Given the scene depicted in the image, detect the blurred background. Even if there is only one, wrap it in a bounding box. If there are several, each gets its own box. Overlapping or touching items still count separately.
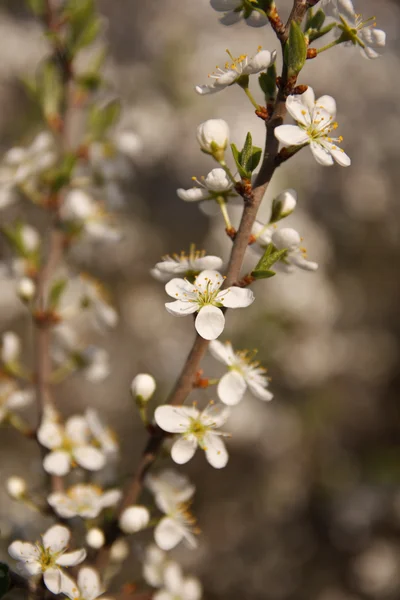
[1,0,400,599]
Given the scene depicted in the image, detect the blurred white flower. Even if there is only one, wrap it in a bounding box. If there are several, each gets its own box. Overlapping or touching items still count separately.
[154,403,230,468]
[209,340,273,405]
[0,381,34,424]
[272,228,319,272]
[60,189,120,243]
[153,562,202,600]
[20,224,40,253]
[275,88,351,167]
[165,270,254,340]
[8,525,86,594]
[143,545,168,588]
[109,539,129,563]
[86,529,105,550]
[1,331,20,364]
[119,505,150,534]
[47,483,122,519]
[6,476,27,499]
[113,130,142,158]
[61,567,105,600]
[196,47,276,95]
[146,469,195,506]
[153,493,198,551]
[38,409,106,476]
[17,277,36,301]
[323,0,386,59]
[152,248,223,282]
[86,408,119,457]
[210,0,268,28]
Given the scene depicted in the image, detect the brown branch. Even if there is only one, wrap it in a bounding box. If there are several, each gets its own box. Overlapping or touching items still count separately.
[283,0,310,43]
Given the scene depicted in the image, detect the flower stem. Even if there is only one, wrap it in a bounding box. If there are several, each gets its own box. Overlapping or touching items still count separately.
[242,86,260,110]
[219,160,236,184]
[316,37,342,54]
[216,196,232,229]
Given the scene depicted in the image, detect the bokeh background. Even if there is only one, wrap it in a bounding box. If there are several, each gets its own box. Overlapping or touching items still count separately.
[1,1,400,599]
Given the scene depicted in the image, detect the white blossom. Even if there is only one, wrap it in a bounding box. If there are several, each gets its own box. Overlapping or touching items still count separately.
[86,529,105,550]
[8,525,86,594]
[154,562,202,600]
[60,189,120,243]
[323,0,386,59]
[131,373,156,401]
[146,469,195,506]
[143,545,168,588]
[209,340,273,405]
[196,119,229,155]
[47,483,122,519]
[152,248,223,281]
[37,409,106,476]
[61,567,105,600]
[210,0,268,28]
[153,493,199,551]
[274,87,351,167]
[154,403,230,469]
[17,277,36,301]
[271,228,319,272]
[1,331,20,364]
[0,381,34,424]
[114,130,142,158]
[270,188,297,222]
[119,505,150,534]
[6,476,27,499]
[165,270,254,340]
[177,168,234,203]
[86,408,119,456]
[20,225,40,253]
[109,539,129,563]
[196,48,276,95]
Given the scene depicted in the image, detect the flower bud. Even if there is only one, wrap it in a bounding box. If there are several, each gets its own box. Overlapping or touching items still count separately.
[61,189,96,222]
[196,119,229,160]
[6,476,27,499]
[204,168,232,193]
[1,332,20,364]
[110,539,130,562]
[272,227,301,251]
[131,374,156,402]
[270,189,297,222]
[119,505,150,534]
[17,278,36,302]
[86,528,105,549]
[20,225,40,253]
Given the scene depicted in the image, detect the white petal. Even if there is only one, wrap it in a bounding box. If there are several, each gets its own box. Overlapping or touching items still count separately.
[299,87,316,113]
[37,421,63,449]
[310,141,334,166]
[274,125,309,146]
[163,563,183,595]
[73,446,106,471]
[77,567,102,600]
[42,525,70,553]
[59,573,79,600]
[247,379,273,401]
[316,95,336,118]
[16,562,42,577]
[171,437,198,465]
[176,188,209,202]
[195,84,219,95]
[286,96,311,127]
[194,269,224,292]
[245,10,268,27]
[218,286,254,308]
[100,489,122,508]
[8,541,39,561]
[324,141,351,167]
[272,227,301,251]
[203,433,229,469]
[165,300,199,317]
[220,10,243,25]
[201,403,230,427]
[183,578,203,600]
[165,277,195,299]
[154,406,195,433]
[195,306,225,340]
[43,451,71,476]
[209,340,235,365]
[119,506,150,533]
[217,371,247,405]
[6,390,34,410]
[56,549,86,567]
[65,415,90,444]
[243,50,275,75]
[154,518,183,551]
[193,256,223,271]
[47,495,77,519]
[44,568,62,594]
[153,592,173,600]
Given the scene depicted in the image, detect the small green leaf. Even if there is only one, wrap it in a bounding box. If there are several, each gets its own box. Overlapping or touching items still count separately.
[88,100,121,140]
[252,243,288,273]
[240,132,253,169]
[0,563,10,598]
[285,21,307,79]
[258,64,277,102]
[243,146,262,174]
[251,269,276,279]
[39,60,64,121]
[49,279,67,310]
[230,143,249,179]
[45,153,77,192]
[306,8,326,32]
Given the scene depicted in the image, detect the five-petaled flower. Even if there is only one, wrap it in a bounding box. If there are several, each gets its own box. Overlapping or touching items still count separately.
[152,247,223,282]
[165,270,254,340]
[47,484,122,519]
[155,403,230,468]
[272,228,319,272]
[209,340,273,405]
[196,47,276,95]
[8,525,86,594]
[323,0,386,59]
[210,0,268,28]
[274,87,351,167]
[153,492,199,551]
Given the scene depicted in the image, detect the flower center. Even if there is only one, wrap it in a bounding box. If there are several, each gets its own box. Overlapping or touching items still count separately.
[194,279,222,308]
[187,417,208,439]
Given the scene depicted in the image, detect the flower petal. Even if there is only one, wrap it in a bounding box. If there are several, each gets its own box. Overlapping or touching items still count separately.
[195,306,225,340]
[286,96,311,127]
[43,568,62,594]
[163,563,183,595]
[8,541,39,561]
[77,567,103,600]
[310,141,334,166]
[56,549,86,567]
[194,256,223,272]
[154,405,196,433]
[43,450,71,476]
[37,420,63,449]
[316,95,336,118]
[165,300,199,317]
[154,518,183,551]
[218,286,254,308]
[274,125,309,146]
[183,578,203,600]
[194,269,224,292]
[247,379,274,401]
[201,403,230,427]
[209,340,235,365]
[73,446,106,471]
[165,278,195,299]
[43,525,70,553]
[217,371,247,405]
[65,416,90,444]
[203,433,229,469]
[324,142,351,167]
[171,437,198,465]
[100,489,122,508]
[59,573,79,600]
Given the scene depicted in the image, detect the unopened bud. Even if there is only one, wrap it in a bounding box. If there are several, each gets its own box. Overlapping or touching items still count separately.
[270,189,297,222]
[1,332,20,364]
[131,374,156,402]
[196,119,229,161]
[17,278,36,302]
[20,225,40,253]
[110,539,130,562]
[86,527,105,549]
[119,505,150,534]
[6,476,27,499]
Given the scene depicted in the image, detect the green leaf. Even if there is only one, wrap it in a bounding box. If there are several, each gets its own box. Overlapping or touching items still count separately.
[258,64,276,102]
[306,8,326,31]
[230,143,249,179]
[45,153,77,192]
[308,22,336,42]
[252,269,276,279]
[252,243,288,274]
[243,146,262,174]
[39,60,64,120]
[64,0,101,55]
[240,132,253,170]
[88,100,121,140]
[285,21,307,79]
[26,0,46,15]
[0,563,10,598]
[49,279,67,310]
